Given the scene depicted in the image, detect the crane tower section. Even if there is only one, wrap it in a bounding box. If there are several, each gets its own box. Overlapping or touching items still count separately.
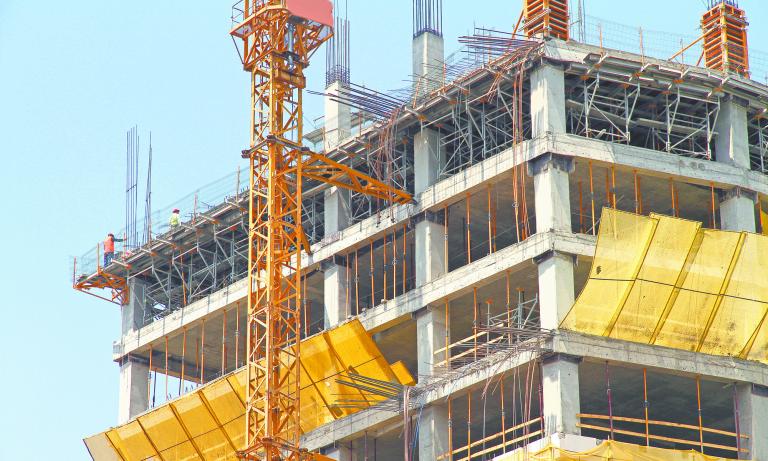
[230,1,332,459]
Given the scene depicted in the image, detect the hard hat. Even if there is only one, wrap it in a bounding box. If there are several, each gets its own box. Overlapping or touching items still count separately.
[173,208,180,213]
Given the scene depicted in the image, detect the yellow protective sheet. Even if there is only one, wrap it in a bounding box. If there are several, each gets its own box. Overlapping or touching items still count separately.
[85,320,412,461]
[561,208,768,363]
[494,439,741,461]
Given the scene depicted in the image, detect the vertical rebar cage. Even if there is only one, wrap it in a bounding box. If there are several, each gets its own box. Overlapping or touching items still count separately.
[524,0,569,41]
[413,0,442,38]
[702,0,749,77]
[326,16,350,88]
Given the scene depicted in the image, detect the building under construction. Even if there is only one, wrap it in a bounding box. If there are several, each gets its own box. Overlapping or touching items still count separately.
[74,0,768,460]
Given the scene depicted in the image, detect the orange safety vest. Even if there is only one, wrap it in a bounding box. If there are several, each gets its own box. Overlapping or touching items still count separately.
[104,237,115,253]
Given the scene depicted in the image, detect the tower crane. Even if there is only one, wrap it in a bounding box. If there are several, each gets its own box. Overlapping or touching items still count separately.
[229,1,411,459]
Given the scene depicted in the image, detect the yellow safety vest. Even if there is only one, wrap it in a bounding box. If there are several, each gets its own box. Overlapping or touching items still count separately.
[169,213,180,227]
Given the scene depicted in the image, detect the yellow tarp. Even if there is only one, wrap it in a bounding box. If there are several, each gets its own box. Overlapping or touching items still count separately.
[561,208,768,363]
[495,439,741,461]
[85,320,412,461]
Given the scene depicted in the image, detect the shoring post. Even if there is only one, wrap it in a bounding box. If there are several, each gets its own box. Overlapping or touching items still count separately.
[355,249,360,315]
[235,302,240,367]
[383,234,388,302]
[578,179,585,233]
[538,361,545,437]
[445,300,451,369]
[466,193,472,264]
[403,224,407,292]
[643,368,650,446]
[697,376,704,453]
[487,185,493,255]
[506,271,512,343]
[148,343,153,406]
[589,161,596,234]
[448,395,453,461]
[733,383,742,455]
[164,336,169,402]
[500,375,507,453]
[473,287,478,361]
[444,205,449,273]
[181,328,187,396]
[392,231,397,298]
[710,183,717,229]
[221,310,227,376]
[370,240,375,307]
[467,390,472,461]
[605,361,614,439]
[200,319,205,385]
[346,254,351,317]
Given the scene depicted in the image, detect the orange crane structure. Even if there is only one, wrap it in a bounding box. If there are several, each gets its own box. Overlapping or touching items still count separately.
[228,1,411,459]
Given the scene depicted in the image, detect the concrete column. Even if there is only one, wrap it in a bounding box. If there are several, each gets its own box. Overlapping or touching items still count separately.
[530,154,574,233]
[414,128,445,195]
[720,188,756,232]
[324,81,351,152]
[714,99,755,232]
[412,31,445,101]
[531,64,566,138]
[118,278,149,423]
[736,383,768,460]
[325,443,352,461]
[415,216,446,287]
[542,354,581,436]
[416,304,448,378]
[537,252,575,330]
[419,404,450,461]
[715,98,749,169]
[122,278,147,336]
[324,187,351,328]
[323,260,350,329]
[324,186,350,237]
[118,357,149,424]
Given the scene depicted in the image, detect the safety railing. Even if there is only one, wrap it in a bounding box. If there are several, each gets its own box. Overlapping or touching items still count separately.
[72,169,248,281]
[577,413,749,456]
[437,417,543,461]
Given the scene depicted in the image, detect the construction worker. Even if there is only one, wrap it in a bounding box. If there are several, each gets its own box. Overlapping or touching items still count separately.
[103,233,124,267]
[169,208,181,229]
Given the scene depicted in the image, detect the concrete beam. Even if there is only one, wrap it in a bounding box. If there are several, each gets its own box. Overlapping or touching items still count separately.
[554,331,768,386]
[546,133,768,195]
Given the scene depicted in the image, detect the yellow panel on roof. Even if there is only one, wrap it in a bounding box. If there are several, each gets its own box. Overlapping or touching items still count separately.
[85,319,413,461]
[561,208,768,364]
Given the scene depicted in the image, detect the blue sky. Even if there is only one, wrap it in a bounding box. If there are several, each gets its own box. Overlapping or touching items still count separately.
[1,0,766,459]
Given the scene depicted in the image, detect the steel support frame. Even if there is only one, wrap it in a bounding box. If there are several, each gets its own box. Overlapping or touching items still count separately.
[421,72,531,180]
[566,71,720,160]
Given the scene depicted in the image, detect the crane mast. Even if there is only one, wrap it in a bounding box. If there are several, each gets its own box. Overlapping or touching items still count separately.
[230,1,410,459]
